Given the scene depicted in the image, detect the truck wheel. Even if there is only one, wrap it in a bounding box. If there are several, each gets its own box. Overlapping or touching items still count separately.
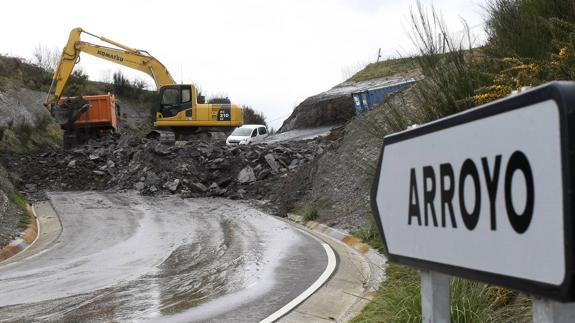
[63,131,77,150]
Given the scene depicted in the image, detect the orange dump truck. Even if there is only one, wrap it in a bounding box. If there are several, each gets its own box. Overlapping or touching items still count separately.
[55,93,118,148]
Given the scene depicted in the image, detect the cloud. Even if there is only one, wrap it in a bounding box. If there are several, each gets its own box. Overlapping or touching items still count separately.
[0,0,488,129]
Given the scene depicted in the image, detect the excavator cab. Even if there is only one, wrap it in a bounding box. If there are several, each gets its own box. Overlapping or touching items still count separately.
[158,85,193,118]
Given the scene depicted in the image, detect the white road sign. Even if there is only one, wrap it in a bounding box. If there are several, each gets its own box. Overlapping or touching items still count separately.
[371,81,575,301]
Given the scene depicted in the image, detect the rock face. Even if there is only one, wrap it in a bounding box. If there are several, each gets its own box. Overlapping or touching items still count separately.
[0,88,60,150]
[278,95,354,133]
[0,88,51,131]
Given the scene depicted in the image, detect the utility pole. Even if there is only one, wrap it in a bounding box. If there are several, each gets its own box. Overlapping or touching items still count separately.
[376,48,382,62]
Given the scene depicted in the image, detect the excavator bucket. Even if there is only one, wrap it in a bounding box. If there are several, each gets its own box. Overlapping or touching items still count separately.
[51,97,91,127]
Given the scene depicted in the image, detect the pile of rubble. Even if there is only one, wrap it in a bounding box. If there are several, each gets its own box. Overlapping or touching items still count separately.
[1,134,326,204]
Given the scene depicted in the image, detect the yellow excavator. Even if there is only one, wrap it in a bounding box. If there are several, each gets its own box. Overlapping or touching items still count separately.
[44,27,243,141]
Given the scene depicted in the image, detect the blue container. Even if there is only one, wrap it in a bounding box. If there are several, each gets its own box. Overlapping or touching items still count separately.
[352,79,419,116]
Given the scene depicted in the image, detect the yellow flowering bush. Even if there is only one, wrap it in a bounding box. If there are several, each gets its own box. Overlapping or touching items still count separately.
[473,47,574,105]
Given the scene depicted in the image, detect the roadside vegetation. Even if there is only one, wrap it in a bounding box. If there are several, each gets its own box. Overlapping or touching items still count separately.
[301,202,320,221]
[243,106,269,128]
[346,56,419,83]
[291,199,322,222]
[352,221,385,253]
[352,0,575,322]
[9,191,32,229]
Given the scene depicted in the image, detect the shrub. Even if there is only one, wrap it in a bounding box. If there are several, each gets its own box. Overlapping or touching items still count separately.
[112,70,130,95]
[409,2,488,122]
[108,70,154,104]
[485,0,575,60]
[302,203,320,221]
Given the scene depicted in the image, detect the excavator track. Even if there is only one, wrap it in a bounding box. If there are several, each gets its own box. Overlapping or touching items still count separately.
[146,130,176,144]
[146,127,234,143]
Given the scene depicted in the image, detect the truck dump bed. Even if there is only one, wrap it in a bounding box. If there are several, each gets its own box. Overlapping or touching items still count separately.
[59,94,117,130]
[75,94,117,130]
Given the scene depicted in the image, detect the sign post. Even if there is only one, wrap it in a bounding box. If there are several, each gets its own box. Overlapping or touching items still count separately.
[371,81,575,322]
[533,297,575,322]
[421,270,450,323]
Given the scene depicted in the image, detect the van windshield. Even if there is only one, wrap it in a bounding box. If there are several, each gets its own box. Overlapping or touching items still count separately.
[231,127,254,136]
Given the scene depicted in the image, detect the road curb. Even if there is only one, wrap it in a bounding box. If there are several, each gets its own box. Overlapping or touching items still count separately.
[283,213,387,322]
[0,203,39,264]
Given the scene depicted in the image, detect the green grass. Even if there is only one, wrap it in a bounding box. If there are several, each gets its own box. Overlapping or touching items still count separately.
[301,202,320,221]
[8,191,32,229]
[351,263,532,323]
[347,57,419,82]
[0,122,63,153]
[353,222,386,254]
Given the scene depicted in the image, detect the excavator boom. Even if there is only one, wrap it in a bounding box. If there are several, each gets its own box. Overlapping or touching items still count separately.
[45,28,175,107]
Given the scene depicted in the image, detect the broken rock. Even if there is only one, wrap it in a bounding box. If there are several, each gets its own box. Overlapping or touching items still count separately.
[190,182,208,193]
[134,182,145,190]
[165,179,180,193]
[264,154,280,173]
[145,172,160,186]
[237,166,256,184]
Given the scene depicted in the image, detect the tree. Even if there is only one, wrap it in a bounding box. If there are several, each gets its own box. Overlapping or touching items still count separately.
[243,106,268,127]
[32,44,60,72]
[112,70,130,95]
[64,68,89,96]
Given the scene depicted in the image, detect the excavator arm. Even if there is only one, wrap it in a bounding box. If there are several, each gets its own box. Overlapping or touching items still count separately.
[44,27,176,107]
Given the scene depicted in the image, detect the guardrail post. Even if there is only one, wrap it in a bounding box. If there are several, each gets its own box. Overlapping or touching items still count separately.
[420,270,450,323]
[533,297,575,322]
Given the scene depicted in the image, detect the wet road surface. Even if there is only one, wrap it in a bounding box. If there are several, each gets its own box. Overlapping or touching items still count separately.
[0,192,327,322]
[263,125,339,144]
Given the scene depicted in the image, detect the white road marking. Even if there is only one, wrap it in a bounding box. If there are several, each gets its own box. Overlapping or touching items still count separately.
[259,242,337,323]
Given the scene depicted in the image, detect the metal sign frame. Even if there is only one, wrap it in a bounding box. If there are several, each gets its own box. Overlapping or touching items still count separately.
[371,81,575,301]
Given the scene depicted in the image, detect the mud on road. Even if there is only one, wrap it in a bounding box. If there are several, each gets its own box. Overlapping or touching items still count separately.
[0,191,327,322]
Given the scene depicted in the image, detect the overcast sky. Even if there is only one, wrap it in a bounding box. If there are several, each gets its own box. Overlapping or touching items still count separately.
[1,0,488,129]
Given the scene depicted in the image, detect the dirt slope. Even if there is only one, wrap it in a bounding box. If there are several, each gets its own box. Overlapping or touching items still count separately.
[307,87,418,232]
[278,73,421,133]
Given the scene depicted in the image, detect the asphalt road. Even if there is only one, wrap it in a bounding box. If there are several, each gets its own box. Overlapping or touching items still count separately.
[0,192,328,322]
[263,125,339,144]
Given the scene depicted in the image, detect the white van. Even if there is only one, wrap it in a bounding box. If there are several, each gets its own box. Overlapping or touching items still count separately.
[226,124,268,145]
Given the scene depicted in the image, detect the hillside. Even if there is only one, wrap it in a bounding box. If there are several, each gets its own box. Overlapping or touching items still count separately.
[0,55,157,250]
[278,58,421,133]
